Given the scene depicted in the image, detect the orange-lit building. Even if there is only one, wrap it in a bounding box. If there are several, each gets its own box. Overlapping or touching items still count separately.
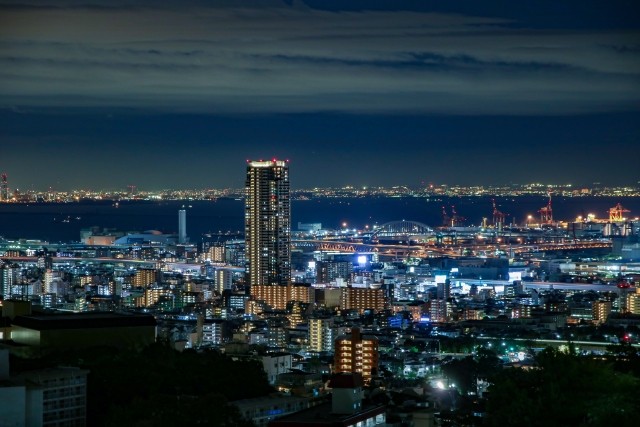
[592,300,612,324]
[340,287,386,314]
[133,268,158,287]
[627,288,640,315]
[333,328,378,384]
[251,283,313,310]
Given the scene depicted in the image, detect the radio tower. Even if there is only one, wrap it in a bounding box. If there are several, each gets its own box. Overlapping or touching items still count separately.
[538,192,553,224]
[609,203,630,222]
[1,173,8,201]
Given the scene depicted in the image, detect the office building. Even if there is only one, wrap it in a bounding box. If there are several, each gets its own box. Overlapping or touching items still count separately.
[245,159,291,287]
[333,327,379,384]
[316,261,353,284]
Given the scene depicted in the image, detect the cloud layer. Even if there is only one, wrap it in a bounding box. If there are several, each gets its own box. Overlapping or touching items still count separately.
[1,2,639,115]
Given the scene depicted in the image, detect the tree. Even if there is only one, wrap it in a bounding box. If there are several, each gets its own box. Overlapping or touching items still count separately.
[486,348,640,427]
[15,343,272,427]
[105,393,255,427]
[441,356,477,395]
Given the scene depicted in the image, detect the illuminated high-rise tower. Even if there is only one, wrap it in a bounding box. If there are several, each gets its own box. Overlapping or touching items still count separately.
[245,159,290,287]
[1,173,8,201]
[178,209,187,244]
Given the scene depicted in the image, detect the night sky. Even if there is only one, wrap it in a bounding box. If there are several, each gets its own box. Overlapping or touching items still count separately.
[1,0,639,190]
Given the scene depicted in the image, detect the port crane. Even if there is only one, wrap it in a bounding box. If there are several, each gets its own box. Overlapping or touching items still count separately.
[492,199,507,229]
[609,203,630,222]
[538,192,553,224]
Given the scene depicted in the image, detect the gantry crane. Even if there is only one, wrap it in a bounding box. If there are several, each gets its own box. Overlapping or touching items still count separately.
[538,192,553,224]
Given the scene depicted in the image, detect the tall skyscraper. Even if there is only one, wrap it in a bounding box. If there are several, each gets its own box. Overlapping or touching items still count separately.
[245,159,291,286]
[178,209,187,244]
[0,173,8,201]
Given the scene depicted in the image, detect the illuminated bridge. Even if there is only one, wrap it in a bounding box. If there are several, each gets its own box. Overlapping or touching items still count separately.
[371,220,435,240]
[291,240,452,257]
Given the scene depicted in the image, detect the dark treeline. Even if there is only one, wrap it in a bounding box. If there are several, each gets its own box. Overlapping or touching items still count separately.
[11,343,271,426]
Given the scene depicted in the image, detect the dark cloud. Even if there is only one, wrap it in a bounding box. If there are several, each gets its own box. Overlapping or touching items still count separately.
[0,1,638,191]
[0,3,638,115]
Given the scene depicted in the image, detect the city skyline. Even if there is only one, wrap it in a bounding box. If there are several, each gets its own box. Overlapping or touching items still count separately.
[1,0,639,189]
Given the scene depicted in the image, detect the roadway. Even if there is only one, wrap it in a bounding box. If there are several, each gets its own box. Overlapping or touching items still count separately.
[449,278,622,292]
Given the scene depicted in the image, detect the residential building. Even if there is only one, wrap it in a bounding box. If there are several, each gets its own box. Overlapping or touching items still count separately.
[245,159,291,287]
[333,328,379,384]
[340,287,386,314]
[308,317,335,353]
[592,300,612,324]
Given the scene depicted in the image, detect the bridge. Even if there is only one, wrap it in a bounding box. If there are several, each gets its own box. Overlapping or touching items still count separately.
[291,240,451,257]
[291,239,611,258]
[372,220,435,240]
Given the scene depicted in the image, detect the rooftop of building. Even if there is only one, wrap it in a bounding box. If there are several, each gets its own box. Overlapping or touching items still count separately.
[268,401,385,427]
[328,372,363,389]
[13,366,90,383]
[11,312,157,330]
[335,333,379,342]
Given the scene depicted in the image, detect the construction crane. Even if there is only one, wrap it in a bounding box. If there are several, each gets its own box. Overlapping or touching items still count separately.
[538,192,553,224]
[609,203,630,222]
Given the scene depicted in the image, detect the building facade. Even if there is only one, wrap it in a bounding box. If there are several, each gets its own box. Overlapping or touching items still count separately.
[626,288,640,315]
[333,328,379,384]
[251,283,313,311]
[340,287,386,314]
[245,159,291,287]
[308,317,335,353]
[316,261,353,284]
[592,300,612,324]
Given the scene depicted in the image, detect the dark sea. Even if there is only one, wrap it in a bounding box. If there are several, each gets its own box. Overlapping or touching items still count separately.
[0,196,639,243]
